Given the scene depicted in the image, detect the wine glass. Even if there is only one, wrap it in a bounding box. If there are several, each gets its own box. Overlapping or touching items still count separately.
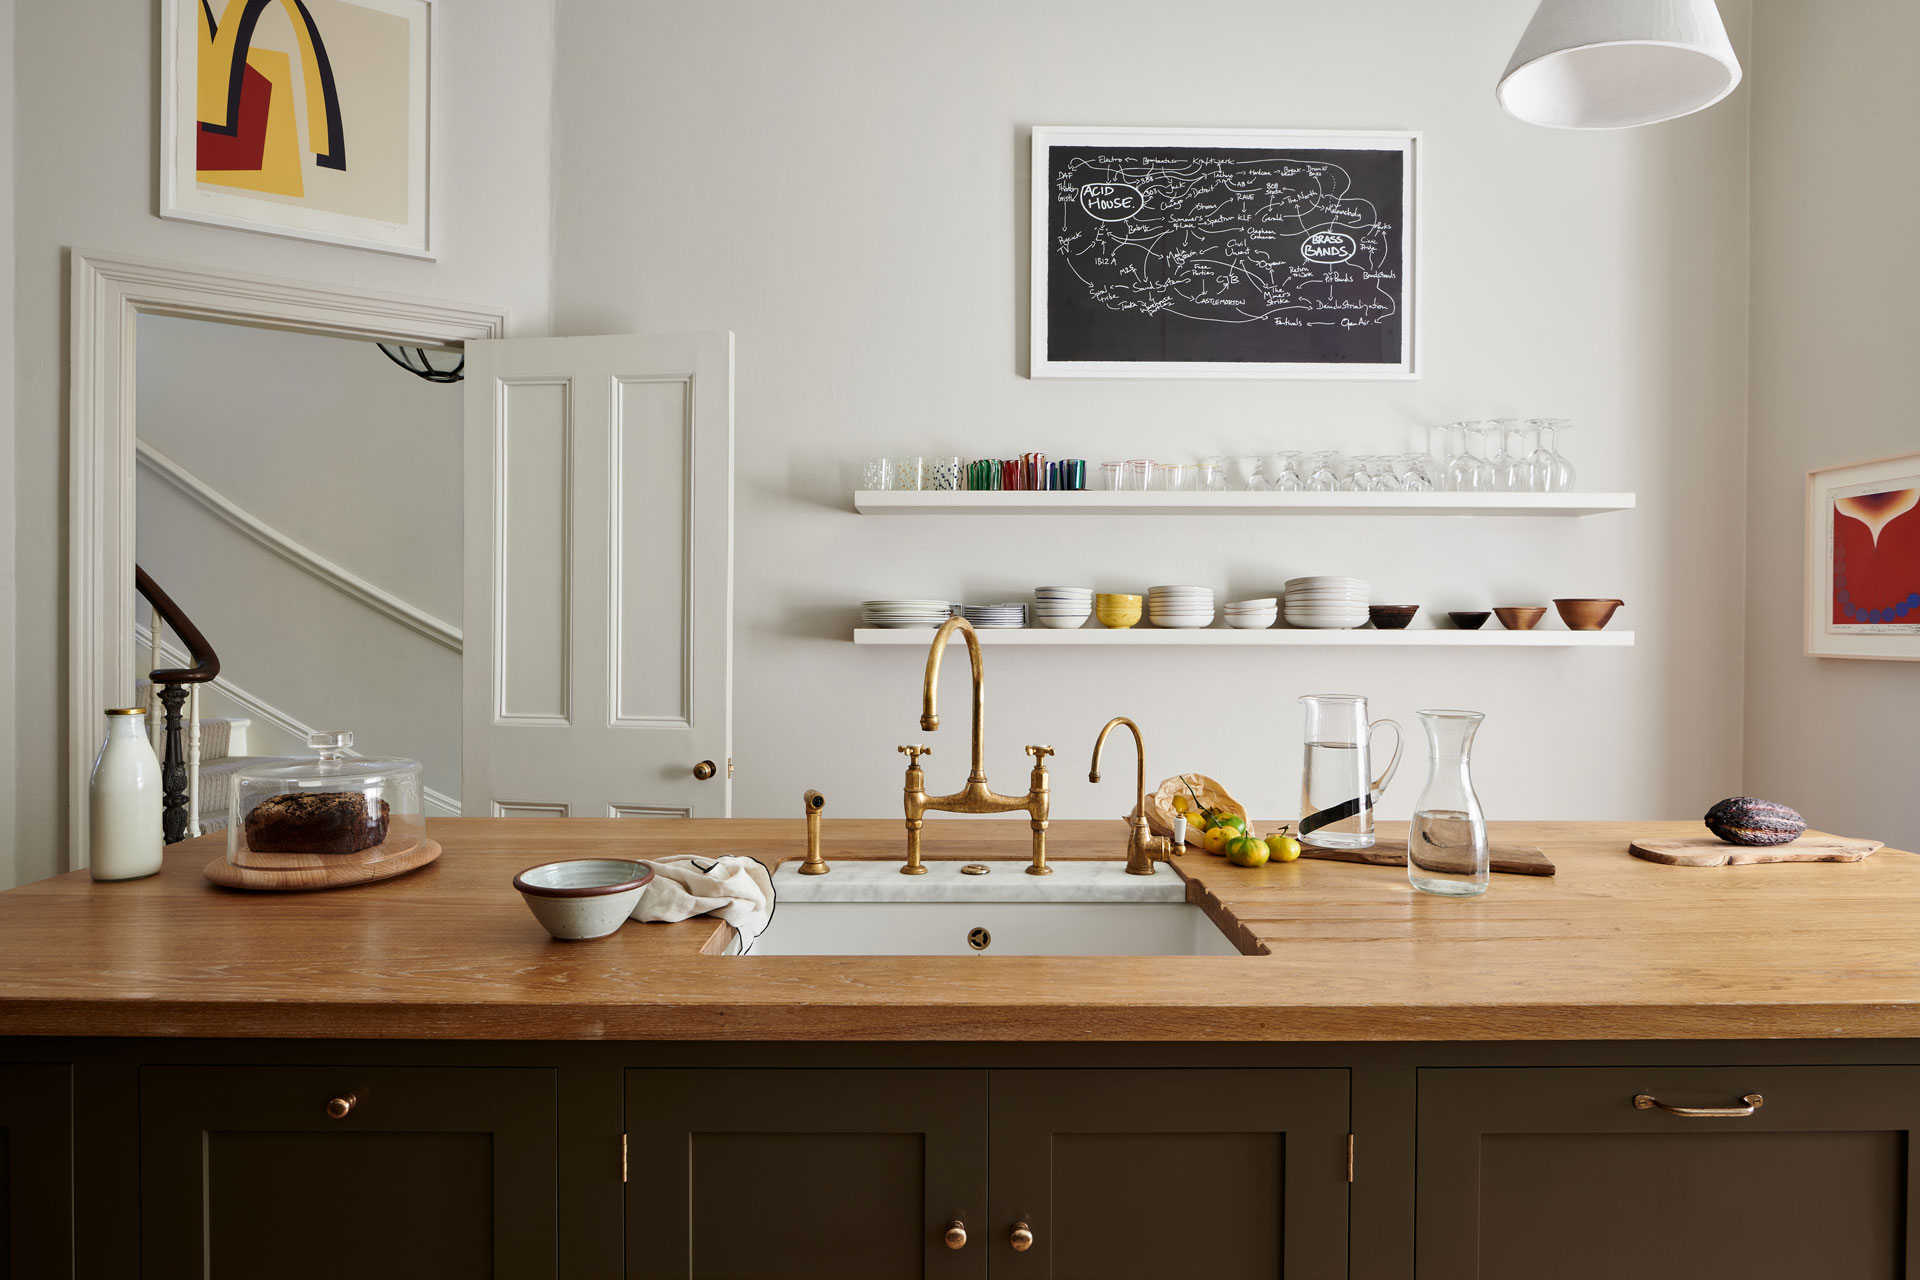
[1443,423,1480,492]
[1234,455,1267,491]
[1304,451,1339,492]
[1541,419,1576,490]
[1395,453,1435,492]
[1482,420,1522,492]
[1267,451,1304,491]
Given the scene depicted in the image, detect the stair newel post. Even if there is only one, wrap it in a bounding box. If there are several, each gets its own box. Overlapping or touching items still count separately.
[158,683,191,844]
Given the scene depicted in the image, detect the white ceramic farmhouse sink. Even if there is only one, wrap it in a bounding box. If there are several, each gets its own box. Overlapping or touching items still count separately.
[750,860,1242,957]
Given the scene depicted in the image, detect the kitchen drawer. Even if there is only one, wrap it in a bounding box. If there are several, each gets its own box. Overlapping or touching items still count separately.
[140,1064,556,1279]
[0,1064,71,1278]
[1417,1065,1920,1280]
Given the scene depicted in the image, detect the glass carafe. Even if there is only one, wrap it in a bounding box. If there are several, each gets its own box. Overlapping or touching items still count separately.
[1298,695,1402,850]
[1408,710,1489,896]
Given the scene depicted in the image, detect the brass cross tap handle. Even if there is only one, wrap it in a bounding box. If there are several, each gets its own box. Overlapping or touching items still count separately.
[1634,1092,1763,1118]
[1009,1221,1034,1252]
[898,745,933,767]
[943,1221,967,1250]
[326,1094,357,1119]
[1024,745,1055,761]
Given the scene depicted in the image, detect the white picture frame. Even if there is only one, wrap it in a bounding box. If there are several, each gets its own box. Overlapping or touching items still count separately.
[1029,125,1419,380]
[159,0,436,258]
[1804,450,1920,661]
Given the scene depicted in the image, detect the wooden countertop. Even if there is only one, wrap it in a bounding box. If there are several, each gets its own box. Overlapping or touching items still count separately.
[0,818,1913,1043]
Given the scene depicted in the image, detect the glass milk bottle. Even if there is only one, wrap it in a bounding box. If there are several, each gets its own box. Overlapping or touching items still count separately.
[1408,710,1489,897]
[90,708,164,881]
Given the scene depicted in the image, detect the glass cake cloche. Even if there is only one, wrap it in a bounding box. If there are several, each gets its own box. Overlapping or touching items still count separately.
[226,731,426,868]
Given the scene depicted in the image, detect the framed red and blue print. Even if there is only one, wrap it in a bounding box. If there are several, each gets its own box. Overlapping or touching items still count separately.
[1807,451,1920,661]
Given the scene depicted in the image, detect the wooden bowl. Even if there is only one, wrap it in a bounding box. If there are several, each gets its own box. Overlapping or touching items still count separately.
[1145,774,1249,850]
[1447,610,1491,631]
[1553,598,1624,630]
[1494,606,1547,631]
[1367,605,1419,630]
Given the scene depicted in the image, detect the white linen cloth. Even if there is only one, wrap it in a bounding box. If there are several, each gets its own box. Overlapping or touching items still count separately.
[631,855,776,954]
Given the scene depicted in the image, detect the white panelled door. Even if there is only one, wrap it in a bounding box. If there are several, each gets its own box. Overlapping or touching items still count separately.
[462,333,734,818]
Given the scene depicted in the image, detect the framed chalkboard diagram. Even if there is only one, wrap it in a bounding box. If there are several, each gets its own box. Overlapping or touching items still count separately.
[1030,126,1419,380]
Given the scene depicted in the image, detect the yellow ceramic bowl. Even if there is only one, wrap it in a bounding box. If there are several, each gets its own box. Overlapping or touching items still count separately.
[1094,593,1143,629]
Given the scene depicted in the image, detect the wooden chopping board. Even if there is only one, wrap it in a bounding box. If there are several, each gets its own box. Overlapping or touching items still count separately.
[1299,844,1555,877]
[204,838,442,890]
[1629,835,1884,867]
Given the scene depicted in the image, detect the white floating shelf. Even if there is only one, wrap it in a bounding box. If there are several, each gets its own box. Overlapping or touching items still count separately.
[853,490,1636,517]
[854,628,1635,648]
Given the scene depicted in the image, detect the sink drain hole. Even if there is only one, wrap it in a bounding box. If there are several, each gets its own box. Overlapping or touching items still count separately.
[967,927,991,951]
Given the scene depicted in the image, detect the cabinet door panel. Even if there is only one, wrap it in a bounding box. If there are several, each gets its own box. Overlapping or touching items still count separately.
[0,1065,71,1278]
[141,1065,556,1279]
[991,1069,1349,1279]
[1418,1066,1920,1280]
[626,1069,988,1280]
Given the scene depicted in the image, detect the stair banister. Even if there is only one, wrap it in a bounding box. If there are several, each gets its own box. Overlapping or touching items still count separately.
[133,568,220,844]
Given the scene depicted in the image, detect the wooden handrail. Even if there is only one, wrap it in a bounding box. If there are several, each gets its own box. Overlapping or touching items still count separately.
[135,567,219,684]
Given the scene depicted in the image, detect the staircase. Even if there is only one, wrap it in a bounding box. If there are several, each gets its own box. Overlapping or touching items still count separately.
[125,696,289,836]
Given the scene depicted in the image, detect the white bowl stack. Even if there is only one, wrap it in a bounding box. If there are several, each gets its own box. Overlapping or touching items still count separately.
[1147,585,1216,628]
[959,603,1028,628]
[1224,597,1280,629]
[861,599,952,628]
[1033,586,1093,629]
[1283,577,1371,629]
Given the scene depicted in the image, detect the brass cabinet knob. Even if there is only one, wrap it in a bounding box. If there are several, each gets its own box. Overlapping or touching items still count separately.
[943,1221,967,1250]
[1009,1221,1034,1252]
[692,760,717,781]
[325,1094,357,1119]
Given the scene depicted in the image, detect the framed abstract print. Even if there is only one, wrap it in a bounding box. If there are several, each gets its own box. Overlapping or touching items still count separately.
[160,0,435,257]
[1806,451,1920,661]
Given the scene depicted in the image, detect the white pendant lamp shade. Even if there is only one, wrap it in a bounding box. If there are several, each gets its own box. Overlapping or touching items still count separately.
[1498,0,1742,130]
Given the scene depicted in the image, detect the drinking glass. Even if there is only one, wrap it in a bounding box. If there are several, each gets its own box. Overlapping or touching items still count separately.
[1233,455,1267,491]
[1481,421,1520,492]
[1197,457,1228,492]
[1463,424,1498,492]
[1267,451,1305,492]
[1100,461,1127,492]
[1365,457,1398,491]
[1155,462,1194,492]
[1395,453,1435,492]
[1499,421,1539,492]
[1539,419,1576,491]
[863,457,892,491]
[929,456,963,491]
[1336,455,1370,492]
[893,457,925,491]
[1123,459,1154,492]
[1442,424,1478,493]
[1304,451,1339,492]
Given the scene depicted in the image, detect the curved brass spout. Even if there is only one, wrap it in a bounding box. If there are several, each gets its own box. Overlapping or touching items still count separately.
[922,615,986,780]
[1089,716,1171,876]
[900,615,1053,875]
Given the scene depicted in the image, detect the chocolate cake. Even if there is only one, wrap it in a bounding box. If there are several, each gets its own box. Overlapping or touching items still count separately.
[244,791,391,855]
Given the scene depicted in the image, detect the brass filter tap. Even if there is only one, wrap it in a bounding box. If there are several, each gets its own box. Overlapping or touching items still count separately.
[800,790,828,875]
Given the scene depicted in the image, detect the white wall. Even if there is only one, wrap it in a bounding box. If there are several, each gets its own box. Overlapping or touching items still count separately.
[549,0,1754,827]
[1745,1,1920,852]
[7,0,556,887]
[134,313,462,801]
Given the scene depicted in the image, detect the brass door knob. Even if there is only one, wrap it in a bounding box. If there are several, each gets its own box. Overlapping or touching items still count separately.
[1009,1221,1034,1252]
[325,1094,357,1119]
[692,760,717,781]
[942,1221,967,1250]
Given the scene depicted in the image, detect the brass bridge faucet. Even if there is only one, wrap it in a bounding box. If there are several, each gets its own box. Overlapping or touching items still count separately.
[1090,716,1175,876]
[901,616,1053,876]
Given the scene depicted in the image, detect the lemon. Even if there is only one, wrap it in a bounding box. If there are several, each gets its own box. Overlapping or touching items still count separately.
[1226,835,1269,867]
[1192,812,1212,832]
[1202,825,1232,856]
[1172,794,1191,815]
[1265,832,1302,863]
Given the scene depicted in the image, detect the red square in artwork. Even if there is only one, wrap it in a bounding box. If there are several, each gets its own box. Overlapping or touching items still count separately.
[1832,487,1920,627]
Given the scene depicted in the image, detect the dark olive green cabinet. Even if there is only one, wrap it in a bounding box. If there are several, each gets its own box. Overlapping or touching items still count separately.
[991,1070,1349,1280]
[139,1065,557,1279]
[1416,1066,1920,1280]
[0,1064,72,1278]
[625,1069,989,1280]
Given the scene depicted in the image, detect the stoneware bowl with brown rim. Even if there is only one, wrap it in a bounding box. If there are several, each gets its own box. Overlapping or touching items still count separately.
[1494,606,1548,631]
[513,858,655,940]
[1553,598,1625,631]
[1447,610,1491,631]
[1367,605,1420,630]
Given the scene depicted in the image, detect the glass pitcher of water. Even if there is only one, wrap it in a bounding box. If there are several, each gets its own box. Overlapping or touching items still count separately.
[1297,695,1402,850]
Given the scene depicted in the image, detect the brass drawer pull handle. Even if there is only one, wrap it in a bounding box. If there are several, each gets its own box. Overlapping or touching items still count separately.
[1634,1092,1763,1118]
[326,1093,358,1119]
[1009,1221,1034,1252]
[942,1221,967,1250]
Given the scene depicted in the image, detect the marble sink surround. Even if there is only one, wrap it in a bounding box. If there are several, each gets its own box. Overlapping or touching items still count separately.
[772,858,1188,904]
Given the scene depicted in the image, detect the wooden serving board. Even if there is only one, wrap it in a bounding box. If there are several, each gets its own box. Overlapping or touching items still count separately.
[1629,835,1884,867]
[1298,843,1556,877]
[204,838,441,891]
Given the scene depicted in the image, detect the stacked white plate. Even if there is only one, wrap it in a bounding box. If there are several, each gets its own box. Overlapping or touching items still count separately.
[1284,577,1370,629]
[960,603,1029,628]
[1225,597,1280,629]
[861,599,953,628]
[1147,585,1216,629]
[1034,586,1093,629]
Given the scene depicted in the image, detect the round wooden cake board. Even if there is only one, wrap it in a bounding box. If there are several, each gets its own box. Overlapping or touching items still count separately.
[1629,835,1883,867]
[204,838,442,891]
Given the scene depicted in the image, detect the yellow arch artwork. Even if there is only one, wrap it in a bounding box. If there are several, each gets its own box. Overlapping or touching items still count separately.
[194,0,348,199]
